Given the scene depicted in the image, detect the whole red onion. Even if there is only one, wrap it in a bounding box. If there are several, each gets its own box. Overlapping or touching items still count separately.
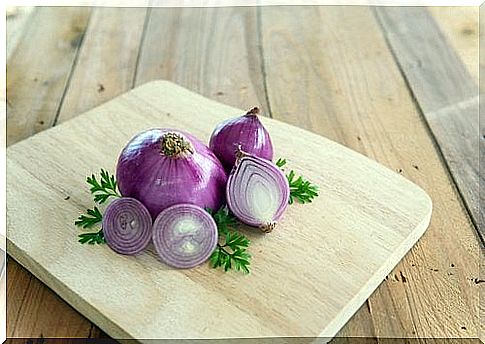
[209,107,273,171]
[116,129,227,219]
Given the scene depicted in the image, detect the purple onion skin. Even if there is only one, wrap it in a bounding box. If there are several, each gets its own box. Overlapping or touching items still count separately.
[226,152,289,232]
[209,107,273,171]
[116,129,227,219]
[103,197,152,255]
[152,203,218,269]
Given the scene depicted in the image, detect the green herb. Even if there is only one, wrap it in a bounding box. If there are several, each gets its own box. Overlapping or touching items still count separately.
[87,169,121,204]
[275,158,287,168]
[75,206,103,228]
[78,229,106,245]
[276,158,319,204]
[207,207,251,274]
[286,170,319,204]
[205,206,238,236]
[75,168,119,245]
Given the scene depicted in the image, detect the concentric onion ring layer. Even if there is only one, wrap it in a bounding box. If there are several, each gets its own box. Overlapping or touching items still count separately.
[103,197,152,255]
[226,156,289,227]
[152,204,218,269]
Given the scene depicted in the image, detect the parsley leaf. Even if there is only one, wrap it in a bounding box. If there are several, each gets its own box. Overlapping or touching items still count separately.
[275,158,287,168]
[78,229,106,245]
[76,169,120,245]
[206,206,251,274]
[286,170,319,204]
[205,206,238,236]
[87,169,121,204]
[276,158,319,204]
[74,206,103,228]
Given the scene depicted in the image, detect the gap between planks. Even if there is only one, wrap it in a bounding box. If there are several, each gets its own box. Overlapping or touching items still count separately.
[373,7,483,247]
[52,13,94,126]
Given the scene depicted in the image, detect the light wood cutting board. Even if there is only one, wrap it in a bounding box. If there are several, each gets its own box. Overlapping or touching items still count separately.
[7,80,432,342]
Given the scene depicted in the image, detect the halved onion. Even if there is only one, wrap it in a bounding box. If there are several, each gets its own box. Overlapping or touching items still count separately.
[103,197,152,255]
[152,204,218,269]
[226,151,289,233]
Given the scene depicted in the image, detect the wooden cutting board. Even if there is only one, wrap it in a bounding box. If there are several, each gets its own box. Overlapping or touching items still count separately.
[7,80,432,342]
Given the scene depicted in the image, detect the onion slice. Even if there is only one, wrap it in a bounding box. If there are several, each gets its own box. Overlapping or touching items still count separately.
[226,150,289,233]
[152,204,218,269]
[103,197,152,255]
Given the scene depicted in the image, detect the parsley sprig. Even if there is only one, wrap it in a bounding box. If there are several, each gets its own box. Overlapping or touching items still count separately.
[74,206,103,228]
[207,207,251,274]
[276,158,319,204]
[75,169,120,244]
[87,169,121,204]
[78,229,106,245]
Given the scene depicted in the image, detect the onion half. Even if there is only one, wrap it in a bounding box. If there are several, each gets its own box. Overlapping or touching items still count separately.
[152,204,218,269]
[209,107,273,171]
[103,197,152,255]
[116,129,227,219]
[226,151,289,233]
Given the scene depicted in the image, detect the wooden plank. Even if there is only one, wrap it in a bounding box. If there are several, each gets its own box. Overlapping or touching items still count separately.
[479,4,485,343]
[6,7,91,146]
[6,6,35,61]
[8,6,265,339]
[135,7,268,112]
[56,7,148,124]
[7,258,93,338]
[7,80,432,340]
[53,9,148,338]
[259,6,479,338]
[428,6,478,83]
[375,7,482,243]
[6,260,31,337]
[6,7,95,338]
[8,5,150,334]
[7,261,94,338]
[0,264,5,342]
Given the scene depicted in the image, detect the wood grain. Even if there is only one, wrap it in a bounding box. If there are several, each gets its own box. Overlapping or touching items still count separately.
[9,6,265,340]
[0,265,5,343]
[6,80,432,341]
[429,6,478,83]
[57,7,148,124]
[5,5,481,341]
[6,7,92,146]
[135,7,267,112]
[6,6,148,338]
[375,7,482,244]
[7,261,93,338]
[6,6,35,61]
[7,257,98,338]
[6,7,97,338]
[259,6,480,338]
[480,4,485,342]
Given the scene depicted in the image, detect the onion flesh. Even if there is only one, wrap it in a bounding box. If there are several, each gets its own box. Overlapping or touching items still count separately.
[103,197,152,255]
[226,151,289,232]
[152,204,218,269]
[209,107,273,171]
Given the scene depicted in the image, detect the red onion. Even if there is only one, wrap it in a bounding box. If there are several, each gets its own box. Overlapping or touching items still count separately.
[152,204,218,269]
[209,107,273,170]
[116,129,227,219]
[103,197,152,255]
[226,150,289,233]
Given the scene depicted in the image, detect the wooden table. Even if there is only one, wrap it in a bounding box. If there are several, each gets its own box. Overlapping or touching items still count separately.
[6,5,482,341]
